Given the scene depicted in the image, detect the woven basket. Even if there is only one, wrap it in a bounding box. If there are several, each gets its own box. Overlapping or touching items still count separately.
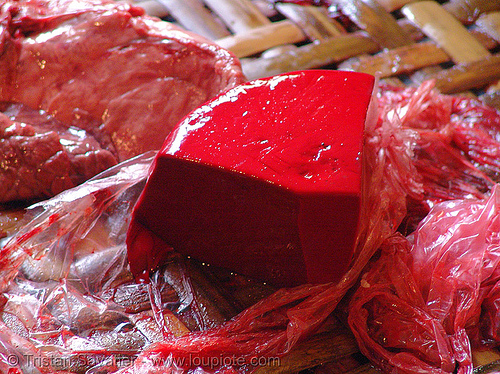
[126,1,500,372]
[134,0,500,109]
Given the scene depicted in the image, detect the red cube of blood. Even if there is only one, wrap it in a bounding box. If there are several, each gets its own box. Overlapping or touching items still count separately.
[127,70,376,287]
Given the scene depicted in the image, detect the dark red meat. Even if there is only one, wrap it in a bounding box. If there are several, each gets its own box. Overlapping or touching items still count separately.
[0,102,117,203]
[120,73,422,374]
[0,0,245,202]
[127,70,375,287]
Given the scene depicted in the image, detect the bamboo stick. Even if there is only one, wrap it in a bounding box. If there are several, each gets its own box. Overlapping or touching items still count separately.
[409,65,444,85]
[432,54,500,93]
[402,1,490,64]
[443,0,500,25]
[203,0,270,33]
[0,209,25,239]
[473,349,500,367]
[253,317,360,374]
[155,0,230,40]
[333,0,413,48]
[216,20,306,58]
[374,0,414,13]
[242,33,379,80]
[339,28,497,78]
[476,12,500,43]
[481,80,500,110]
[275,4,345,41]
[340,41,449,77]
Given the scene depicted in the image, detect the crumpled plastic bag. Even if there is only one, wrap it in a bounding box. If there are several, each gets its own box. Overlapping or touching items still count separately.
[349,184,500,374]
[0,152,155,373]
[117,83,423,373]
[378,81,498,232]
[0,80,422,374]
[0,152,210,373]
[3,80,499,374]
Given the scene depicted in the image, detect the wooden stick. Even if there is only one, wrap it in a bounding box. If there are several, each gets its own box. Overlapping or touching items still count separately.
[339,27,497,78]
[443,0,500,25]
[473,349,500,367]
[476,11,500,43]
[409,65,444,86]
[186,261,240,324]
[380,77,406,88]
[203,0,270,33]
[242,33,379,80]
[374,0,414,13]
[334,0,413,48]
[252,0,279,19]
[398,18,425,42]
[345,364,381,374]
[0,209,25,239]
[402,1,490,64]
[155,0,230,40]
[195,265,276,315]
[340,41,449,78]
[275,4,345,41]
[432,54,500,93]
[216,20,306,58]
[314,353,377,374]
[130,310,190,341]
[471,28,500,50]
[253,317,360,374]
[480,80,500,110]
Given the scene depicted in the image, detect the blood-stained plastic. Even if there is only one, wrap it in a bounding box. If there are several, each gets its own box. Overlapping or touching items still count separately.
[6,79,500,374]
[349,185,500,373]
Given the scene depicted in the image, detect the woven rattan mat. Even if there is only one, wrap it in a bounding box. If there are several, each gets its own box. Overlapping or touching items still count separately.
[136,0,500,108]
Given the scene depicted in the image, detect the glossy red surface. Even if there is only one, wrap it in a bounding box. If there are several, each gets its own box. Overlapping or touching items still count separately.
[127,70,375,286]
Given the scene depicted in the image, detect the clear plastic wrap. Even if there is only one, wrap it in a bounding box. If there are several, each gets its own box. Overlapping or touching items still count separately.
[0,152,209,373]
[346,82,500,374]
[0,83,421,373]
[378,81,498,232]
[349,185,500,374]
[0,152,155,373]
[2,81,500,374]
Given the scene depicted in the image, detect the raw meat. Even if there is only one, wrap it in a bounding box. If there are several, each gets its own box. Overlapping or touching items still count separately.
[127,70,376,287]
[0,0,245,202]
[0,102,117,203]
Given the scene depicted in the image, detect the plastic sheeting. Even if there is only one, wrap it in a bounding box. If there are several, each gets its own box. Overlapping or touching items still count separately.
[350,185,500,373]
[2,81,500,373]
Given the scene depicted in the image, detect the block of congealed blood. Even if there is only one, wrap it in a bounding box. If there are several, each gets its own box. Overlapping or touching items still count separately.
[127,70,376,287]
